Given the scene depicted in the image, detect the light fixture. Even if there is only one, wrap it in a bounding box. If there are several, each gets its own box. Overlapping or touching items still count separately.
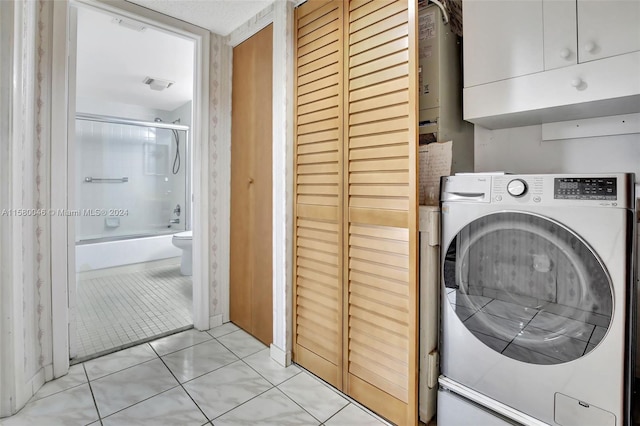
[142,76,174,91]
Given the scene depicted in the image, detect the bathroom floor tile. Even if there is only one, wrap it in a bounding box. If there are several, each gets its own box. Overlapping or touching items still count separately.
[162,339,238,383]
[150,329,213,356]
[242,349,301,385]
[213,388,318,425]
[90,358,178,417]
[278,371,349,423]
[0,384,98,426]
[101,386,207,426]
[83,342,157,380]
[75,262,192,360]
[183,360,272,420]
[217,329,267,359]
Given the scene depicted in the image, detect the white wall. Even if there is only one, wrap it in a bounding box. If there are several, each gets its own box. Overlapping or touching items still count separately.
[475,123,640,179]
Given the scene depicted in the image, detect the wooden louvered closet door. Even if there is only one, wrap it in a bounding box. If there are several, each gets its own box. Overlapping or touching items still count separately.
[293,1,418,425]
[293,0,345,389]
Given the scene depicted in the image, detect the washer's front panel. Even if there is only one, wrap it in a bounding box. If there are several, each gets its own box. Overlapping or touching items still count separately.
[440,201,631,426]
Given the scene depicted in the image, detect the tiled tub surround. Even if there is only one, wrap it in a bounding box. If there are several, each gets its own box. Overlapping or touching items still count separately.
[75,261,192,360]
[0,325,390,426]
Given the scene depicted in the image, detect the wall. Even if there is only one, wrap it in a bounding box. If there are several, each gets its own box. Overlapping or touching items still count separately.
[475,123,640,178]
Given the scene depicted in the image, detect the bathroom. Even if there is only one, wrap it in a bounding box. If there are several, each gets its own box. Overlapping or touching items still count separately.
[71,4,196,361]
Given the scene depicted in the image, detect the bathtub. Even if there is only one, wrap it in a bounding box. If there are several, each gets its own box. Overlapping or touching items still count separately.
[75,234,181,272]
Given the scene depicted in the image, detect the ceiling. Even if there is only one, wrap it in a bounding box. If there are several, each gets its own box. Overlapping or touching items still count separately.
[76,6,195,112]
[126,0,274,35]
[76,1,274,113]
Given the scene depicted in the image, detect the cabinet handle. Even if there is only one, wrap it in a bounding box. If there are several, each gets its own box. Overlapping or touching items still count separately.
[559,48,571,59]
[248,177,254,184]
[571,78,583,88]
[584,41,597,54]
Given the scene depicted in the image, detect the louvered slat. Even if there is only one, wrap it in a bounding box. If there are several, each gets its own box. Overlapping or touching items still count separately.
[345,0,417,424]
[293,0,344,389]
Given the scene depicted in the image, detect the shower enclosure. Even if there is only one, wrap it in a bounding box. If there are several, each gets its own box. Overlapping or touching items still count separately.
[75,114,189,245]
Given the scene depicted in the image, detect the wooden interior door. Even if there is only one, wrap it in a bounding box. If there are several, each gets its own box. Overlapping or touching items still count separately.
[293,1,418,424]
[230,24,273,346]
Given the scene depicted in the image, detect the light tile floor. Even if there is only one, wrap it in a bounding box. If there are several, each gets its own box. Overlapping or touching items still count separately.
[0,325,391,426]
[75,261,192,361]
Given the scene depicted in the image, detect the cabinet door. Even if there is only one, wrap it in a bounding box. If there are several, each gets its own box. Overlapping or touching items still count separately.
[578,0,640,63]
[543,0,577,70]
[463,0,543,87]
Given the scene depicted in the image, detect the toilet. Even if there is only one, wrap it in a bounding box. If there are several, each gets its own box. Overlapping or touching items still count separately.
[171,230,192,276]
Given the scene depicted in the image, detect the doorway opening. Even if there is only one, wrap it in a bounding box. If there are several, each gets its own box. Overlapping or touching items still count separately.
[70,4,196,362]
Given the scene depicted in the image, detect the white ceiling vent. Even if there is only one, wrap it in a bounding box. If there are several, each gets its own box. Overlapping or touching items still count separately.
[111,17,146,32]
[142,76,174,91]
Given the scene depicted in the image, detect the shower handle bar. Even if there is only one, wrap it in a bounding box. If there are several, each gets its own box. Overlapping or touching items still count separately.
[84,177,129,183]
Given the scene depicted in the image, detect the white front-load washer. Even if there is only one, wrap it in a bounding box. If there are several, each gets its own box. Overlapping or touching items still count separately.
[438,173,635,426]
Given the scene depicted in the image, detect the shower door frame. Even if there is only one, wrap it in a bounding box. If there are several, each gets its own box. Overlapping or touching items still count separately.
[50,0,211,378]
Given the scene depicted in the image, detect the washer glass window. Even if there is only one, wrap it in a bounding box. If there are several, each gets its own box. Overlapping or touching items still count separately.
[443,212,612,365]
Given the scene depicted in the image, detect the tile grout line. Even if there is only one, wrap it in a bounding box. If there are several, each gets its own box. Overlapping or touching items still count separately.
[149,342,212,423]
[82,363,104,425]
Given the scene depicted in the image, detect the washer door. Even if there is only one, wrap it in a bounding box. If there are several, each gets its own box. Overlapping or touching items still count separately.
[443,212,613,365]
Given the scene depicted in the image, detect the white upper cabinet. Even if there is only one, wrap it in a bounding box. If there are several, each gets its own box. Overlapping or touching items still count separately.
[463,1,543,87]
[463,0,640,128]
[577,0,640,63]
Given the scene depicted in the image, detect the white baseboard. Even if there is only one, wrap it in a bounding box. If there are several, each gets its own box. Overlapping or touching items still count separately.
[270,344,291,367]
[209,314,223,330]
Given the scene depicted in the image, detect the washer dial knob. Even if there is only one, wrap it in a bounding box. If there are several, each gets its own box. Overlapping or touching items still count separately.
[507,179,528,197]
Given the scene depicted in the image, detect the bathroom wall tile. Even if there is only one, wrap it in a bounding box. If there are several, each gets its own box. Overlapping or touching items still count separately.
[213,388,318,426]
[32,364,87,401]
[150,329,213,356]
[242,348,301,386]
[324,403,389,426]
[278,372,348,423]
[162,339,238,383]
[101,386,207,426]
[0,384,98,426]
[91,358,178,417]
[84,342,157,380]
[217,330,267,359]
[183,360,271,420]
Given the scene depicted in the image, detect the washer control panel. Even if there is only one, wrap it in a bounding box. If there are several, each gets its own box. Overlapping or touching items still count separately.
[554,177,617,200]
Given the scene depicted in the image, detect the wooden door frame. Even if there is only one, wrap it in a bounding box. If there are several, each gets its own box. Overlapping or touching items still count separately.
[50,0,211,379]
